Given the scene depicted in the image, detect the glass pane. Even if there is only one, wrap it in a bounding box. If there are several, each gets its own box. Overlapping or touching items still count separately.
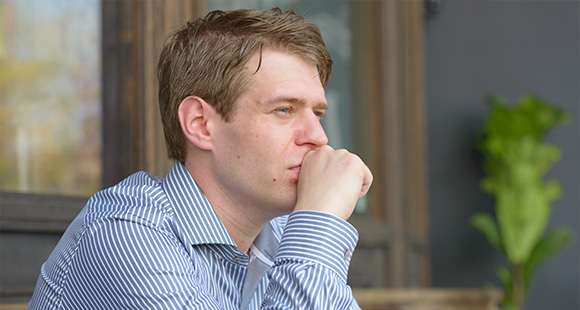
[0,0,101,196]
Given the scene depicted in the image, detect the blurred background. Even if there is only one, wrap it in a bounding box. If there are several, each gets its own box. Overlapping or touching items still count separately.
[1,0,578,309]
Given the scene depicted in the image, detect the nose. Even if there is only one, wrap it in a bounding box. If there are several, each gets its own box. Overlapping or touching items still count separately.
[295,110,328,147]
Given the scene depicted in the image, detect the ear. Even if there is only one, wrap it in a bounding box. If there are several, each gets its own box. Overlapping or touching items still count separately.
[178,96,218,151]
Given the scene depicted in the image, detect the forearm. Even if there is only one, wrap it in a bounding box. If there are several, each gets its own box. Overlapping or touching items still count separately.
[262,210,361,310]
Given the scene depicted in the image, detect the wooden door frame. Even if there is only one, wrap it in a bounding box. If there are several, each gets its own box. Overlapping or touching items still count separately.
[349,0,429,288]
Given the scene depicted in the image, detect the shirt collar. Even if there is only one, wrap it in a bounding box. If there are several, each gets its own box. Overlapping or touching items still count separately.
[161,161,284,265]
[162,161,235,247]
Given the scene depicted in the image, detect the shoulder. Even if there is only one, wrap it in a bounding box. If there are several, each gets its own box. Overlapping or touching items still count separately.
[85,171,172,229]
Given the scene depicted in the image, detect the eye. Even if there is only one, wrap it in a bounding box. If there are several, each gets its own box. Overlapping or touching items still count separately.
[314,110,326,120]
[274,107,293,116]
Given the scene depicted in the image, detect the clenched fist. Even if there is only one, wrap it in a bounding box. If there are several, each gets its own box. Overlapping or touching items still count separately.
[294,145,373,220]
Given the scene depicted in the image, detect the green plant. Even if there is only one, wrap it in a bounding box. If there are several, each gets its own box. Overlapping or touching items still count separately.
[470,94,573,310]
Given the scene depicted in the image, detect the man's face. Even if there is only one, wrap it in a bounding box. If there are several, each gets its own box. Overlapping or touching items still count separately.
[210,49,328,216]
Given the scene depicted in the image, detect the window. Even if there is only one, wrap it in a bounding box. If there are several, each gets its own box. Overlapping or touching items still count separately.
[0,0,101,196]
[0,0,101,301]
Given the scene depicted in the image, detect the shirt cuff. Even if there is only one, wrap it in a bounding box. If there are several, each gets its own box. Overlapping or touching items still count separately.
[275,210,359,282]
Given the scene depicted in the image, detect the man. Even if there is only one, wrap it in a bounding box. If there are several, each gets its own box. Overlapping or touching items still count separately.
[30,8,372,309]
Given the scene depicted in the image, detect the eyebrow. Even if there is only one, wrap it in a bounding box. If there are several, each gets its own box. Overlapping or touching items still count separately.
[263,96,328,110]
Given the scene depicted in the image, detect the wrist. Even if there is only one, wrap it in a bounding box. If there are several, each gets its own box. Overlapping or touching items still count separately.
[276,210,359,282]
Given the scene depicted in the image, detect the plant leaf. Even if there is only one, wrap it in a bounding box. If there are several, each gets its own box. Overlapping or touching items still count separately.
[495,177,551,264]
[471,212,503,253]
[524,227,574,290]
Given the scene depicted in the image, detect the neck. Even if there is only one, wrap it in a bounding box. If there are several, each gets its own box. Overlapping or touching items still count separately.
[184,158,275,254]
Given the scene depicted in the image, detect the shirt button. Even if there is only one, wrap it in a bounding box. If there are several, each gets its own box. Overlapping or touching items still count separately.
[233,257,243,263]
[344,250,352,261]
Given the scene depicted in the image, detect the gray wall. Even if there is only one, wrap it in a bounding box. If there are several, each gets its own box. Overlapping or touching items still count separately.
[425,1,579,310]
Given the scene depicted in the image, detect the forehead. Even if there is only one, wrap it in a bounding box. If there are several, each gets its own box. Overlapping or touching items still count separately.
[241,49,326,103]
[247,47,321,77]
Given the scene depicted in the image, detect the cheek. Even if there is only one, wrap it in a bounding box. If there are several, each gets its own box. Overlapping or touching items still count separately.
[234,123,293,167]
[229,130,264,163]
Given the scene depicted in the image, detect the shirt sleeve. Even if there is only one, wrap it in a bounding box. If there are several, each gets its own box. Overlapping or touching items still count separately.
[31,216,223,310]
[262,210,362,310]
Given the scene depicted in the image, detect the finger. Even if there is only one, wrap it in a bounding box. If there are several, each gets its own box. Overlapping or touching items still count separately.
[359,164,373,199]
[302,144,333,162]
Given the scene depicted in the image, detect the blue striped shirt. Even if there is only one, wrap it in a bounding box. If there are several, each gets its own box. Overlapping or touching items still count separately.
[29,162,361,309]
